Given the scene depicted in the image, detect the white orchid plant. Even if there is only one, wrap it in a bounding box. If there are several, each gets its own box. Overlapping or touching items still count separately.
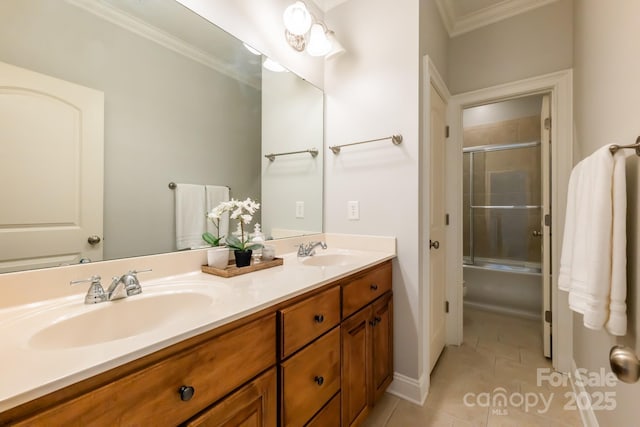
[205,198,262,252]
[202,203,227,247]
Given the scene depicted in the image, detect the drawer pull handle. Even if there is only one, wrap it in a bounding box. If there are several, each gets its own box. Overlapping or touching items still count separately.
[370,284,379,291]
[314,314,325,323]
[314,375,324,386]
[179,385,195,401]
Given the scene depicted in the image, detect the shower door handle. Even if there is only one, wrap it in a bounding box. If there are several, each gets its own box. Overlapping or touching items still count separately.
[429,240,440,250]
[532,230,543,237]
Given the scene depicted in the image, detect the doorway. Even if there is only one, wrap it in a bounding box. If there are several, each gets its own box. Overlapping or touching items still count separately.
[461,94,551,358]
[444,70,573,373]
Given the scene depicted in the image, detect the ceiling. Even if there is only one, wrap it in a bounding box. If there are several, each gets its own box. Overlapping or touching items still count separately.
[435,0,559,37]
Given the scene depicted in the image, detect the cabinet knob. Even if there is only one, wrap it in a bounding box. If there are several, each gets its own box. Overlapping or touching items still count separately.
[370,284,378,291]
[314,314,325,323]
[314,375,324,386]
[178,385,195,401]
[375,316,382,323]
[369,319,377,326]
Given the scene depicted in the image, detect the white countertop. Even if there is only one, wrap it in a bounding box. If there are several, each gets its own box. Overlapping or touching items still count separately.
[0,241,395,413]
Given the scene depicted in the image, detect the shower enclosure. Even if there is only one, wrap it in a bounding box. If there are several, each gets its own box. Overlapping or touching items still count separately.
[463,141,542,274]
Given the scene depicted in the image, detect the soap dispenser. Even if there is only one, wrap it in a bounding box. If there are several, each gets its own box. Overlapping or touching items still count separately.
[251,223,265,262]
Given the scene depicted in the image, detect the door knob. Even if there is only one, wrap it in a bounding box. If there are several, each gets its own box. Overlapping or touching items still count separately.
[610,345,640,383]
[429,240,440,250]
[532,230,543,237]
[87,235,101,245]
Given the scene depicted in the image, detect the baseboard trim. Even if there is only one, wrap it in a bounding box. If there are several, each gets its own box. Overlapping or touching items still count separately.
[570,359,599,427]
[386,372,429,405]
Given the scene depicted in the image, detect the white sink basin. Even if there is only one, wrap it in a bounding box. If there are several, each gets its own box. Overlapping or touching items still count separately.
[28,291,213,350]
[300,252,363,267]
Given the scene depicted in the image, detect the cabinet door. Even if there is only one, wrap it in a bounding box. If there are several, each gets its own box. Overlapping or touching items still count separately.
[184,368,277,427]
[341,305,372,427]
[371,293,393,403]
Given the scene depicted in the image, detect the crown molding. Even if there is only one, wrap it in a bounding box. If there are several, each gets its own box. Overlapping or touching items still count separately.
[436,0,560,37]
[65,0,259,89]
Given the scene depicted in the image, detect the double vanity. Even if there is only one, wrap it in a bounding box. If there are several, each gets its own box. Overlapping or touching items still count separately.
[0,234,395,426]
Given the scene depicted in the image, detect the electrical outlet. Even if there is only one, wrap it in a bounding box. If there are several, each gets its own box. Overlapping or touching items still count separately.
[295,201,304,218]
[347,201,359,220]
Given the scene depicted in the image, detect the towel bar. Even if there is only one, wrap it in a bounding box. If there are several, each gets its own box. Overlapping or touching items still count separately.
[168,182,230,190]
[329,134,403,154]
[264,148,318,162]
[609,136,640,156]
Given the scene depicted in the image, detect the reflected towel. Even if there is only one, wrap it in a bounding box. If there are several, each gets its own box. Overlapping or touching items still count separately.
[175,183,206,250]
[558,145,627,336]
[205,185,230,241]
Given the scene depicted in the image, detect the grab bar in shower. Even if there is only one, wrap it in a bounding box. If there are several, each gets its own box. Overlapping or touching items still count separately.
[609,136,640,156]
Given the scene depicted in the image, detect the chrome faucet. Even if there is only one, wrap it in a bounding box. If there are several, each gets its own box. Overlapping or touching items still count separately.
[297,241,327,257]
[71,269,151,304]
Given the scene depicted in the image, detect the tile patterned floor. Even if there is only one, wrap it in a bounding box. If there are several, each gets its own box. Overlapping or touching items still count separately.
[363,307,584,427]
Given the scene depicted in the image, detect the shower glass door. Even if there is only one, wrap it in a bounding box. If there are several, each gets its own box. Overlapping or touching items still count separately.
[463,142,542,273]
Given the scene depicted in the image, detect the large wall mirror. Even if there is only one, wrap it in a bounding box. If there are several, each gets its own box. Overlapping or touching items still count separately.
[0,0,323,274]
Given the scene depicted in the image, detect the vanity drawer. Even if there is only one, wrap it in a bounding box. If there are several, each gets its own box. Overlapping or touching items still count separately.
[307,392,341,427]
[280,326,341,427]
[279,285,340,359]
[342,261,392,318]
[16,314,276,426]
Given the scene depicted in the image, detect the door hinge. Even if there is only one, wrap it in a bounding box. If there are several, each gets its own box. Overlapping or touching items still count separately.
[544,117,551,130]
[544,214,551,227]
[445,125,450,138]
[445,213,450,225]
[545,310,552,323]
[445,301,449,313]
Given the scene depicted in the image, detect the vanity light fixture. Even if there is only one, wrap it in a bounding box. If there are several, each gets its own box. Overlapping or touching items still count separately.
[282,1,344,59]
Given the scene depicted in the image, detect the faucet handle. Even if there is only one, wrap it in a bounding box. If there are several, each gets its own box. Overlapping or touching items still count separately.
[122,268,152,296]
[70,275,107,304]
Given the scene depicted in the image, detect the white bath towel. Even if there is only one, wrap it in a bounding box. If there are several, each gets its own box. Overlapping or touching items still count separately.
[205,185,230,241]
[175,183,206,250]
[558,145,627,336]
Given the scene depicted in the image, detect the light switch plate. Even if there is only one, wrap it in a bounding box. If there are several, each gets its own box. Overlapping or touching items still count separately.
[347,201,359,220]
[295,201,304,218]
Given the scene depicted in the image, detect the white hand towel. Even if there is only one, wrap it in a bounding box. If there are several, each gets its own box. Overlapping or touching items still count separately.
[558,145,627,336]
[205,185,230,241]
[175,183,206,250]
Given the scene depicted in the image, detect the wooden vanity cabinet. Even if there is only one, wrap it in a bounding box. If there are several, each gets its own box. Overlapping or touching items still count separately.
[4,313,277,427]
[1,259,393,427]
[278,286,342,427]
[341,263,394,427]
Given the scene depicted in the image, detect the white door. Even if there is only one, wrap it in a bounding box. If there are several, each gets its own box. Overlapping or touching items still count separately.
[429,83,447,371]
[540,94,552,358]
[0,61,104,273]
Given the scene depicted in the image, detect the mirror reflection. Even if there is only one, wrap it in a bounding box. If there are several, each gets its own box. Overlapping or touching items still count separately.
[0,0,323,274]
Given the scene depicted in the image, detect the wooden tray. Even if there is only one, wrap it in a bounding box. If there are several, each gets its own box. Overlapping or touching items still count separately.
[201,257,284,278]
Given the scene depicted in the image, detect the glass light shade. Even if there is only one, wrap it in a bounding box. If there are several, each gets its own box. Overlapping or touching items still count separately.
[283,1,312,36]
[263,58,287,72]
[306,24,331,57]
[325,31,345,59]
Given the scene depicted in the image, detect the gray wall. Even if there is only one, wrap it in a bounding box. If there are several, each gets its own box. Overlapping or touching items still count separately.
[0,0,261,260]
[420,0,450,84]
[261,70,323,239]
[573,1,640,424]
[448,0,573,94]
